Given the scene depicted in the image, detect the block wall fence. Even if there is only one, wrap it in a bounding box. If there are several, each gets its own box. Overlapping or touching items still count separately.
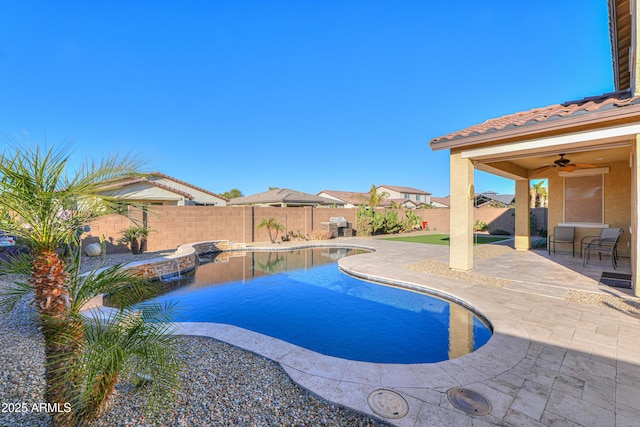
[82,206,548,253]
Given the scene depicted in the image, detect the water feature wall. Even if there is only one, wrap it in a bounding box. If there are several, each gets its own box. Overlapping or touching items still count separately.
[80,240,246,310]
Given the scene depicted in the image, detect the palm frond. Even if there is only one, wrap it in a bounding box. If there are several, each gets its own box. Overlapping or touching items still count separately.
[0,279,33,316]
[73,302,182,422]
[0,250,34,276]
[0,142,146,253]
[69,265,160,312]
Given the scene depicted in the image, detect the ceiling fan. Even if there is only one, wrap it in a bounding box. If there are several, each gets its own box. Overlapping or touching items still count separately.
[534,153,597,173]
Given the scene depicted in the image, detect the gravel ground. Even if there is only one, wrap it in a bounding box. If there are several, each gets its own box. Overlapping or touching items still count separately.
[0,257,390,426]
[405,244,516,289]
[565,289,640,318]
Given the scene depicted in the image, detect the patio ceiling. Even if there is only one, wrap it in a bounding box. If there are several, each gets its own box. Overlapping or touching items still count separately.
[475,145,632,180]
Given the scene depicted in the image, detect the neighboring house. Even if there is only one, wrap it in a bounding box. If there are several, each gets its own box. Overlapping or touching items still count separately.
[430,193,516,208]
[317,190,368,208]
[430,197,450,208]
[97,172,227,206]
[381,198,419,209]
[229,188,345,207]
[474,191,516,208]
[377,185,432,207]
[430,0,640,295]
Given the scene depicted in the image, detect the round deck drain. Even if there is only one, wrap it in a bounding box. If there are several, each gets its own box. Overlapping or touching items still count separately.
[367,389,409,419]
[446,388,492,416]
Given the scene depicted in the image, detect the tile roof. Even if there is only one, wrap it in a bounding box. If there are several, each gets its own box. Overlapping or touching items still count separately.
[318,190,368,205]
[229,188,344,206]
[378,185,431,195]
[150,171,228,201]
[98,177,195,199]
[431,90,640,146]
[430,196,450,207]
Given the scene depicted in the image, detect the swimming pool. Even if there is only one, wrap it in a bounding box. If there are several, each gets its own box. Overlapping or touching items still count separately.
[150,247,492,364]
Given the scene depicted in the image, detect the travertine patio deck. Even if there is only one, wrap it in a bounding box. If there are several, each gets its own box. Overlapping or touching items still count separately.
[176,238,640,426]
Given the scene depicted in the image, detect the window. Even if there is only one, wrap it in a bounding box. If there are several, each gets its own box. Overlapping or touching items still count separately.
[564,174,603,224]
[404,193,410,199]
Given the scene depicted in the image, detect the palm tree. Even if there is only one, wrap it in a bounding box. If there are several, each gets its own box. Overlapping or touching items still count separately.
[531,180,548,208]
[256,217,284,243]
[0,143,180,424]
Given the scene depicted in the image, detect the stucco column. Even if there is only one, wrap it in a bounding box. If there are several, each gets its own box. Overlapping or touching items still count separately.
[514,179,530,250]
[449,152,474,270]
[632,137,640,296]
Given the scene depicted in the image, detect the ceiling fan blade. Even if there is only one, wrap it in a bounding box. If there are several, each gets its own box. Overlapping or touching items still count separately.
[573,163,598,168]
[564,165,576,172]
[534,165,554,172]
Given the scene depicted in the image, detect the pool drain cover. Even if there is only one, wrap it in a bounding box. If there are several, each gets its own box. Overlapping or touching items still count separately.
[446,388,492,416]
[367,389,409,419]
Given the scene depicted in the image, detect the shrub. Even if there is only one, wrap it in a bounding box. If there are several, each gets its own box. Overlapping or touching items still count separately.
[356,215,373,236]
[402,211,422,232]
[308,230,333,240]
[489,229,511,236]
[474,220,488,231]
[384,211,402,234]
[370,211,386,234]
[537,228,548,238]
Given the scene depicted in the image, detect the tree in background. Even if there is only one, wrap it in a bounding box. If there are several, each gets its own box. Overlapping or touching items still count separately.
[364,184,389,208]
[221,188,243,199]
[530,180,548,208]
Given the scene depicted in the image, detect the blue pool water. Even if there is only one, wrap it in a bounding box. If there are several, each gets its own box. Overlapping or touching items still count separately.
[150,248,492,363]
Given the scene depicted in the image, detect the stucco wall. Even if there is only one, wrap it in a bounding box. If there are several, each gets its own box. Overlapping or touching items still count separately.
[547,160,631,256]
[83,205,528,253]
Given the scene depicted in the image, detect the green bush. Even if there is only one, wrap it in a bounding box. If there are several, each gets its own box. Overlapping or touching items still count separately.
[474,220,488,231]
[371,211,386,234]
[384,211,402,234]
[403,211,422,232]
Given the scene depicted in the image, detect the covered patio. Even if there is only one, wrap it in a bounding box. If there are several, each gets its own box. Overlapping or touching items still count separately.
[430,0,640,296]
[431,91,639,296]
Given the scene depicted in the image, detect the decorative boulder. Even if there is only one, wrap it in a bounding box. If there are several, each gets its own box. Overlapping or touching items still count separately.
[84,242,102,257]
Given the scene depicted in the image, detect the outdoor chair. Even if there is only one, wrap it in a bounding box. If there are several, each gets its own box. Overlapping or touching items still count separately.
[548,226,575,257]
[582,227,624,269]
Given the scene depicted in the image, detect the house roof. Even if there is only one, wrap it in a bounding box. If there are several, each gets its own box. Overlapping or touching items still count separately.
[97,172,228,202]
[98,177,195,199]
[378,185,431,195]
[149,172,228,201]
[318,190,368,205]
[229,188,344,206]
[430,196,450,207]
[430,90,640,149]
[475,192,515,206]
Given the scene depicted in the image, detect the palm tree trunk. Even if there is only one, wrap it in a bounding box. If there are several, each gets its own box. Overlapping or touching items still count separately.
[32,252,82,425]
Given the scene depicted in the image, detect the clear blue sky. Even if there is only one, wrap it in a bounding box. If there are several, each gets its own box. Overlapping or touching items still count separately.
[0,1,613,197]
